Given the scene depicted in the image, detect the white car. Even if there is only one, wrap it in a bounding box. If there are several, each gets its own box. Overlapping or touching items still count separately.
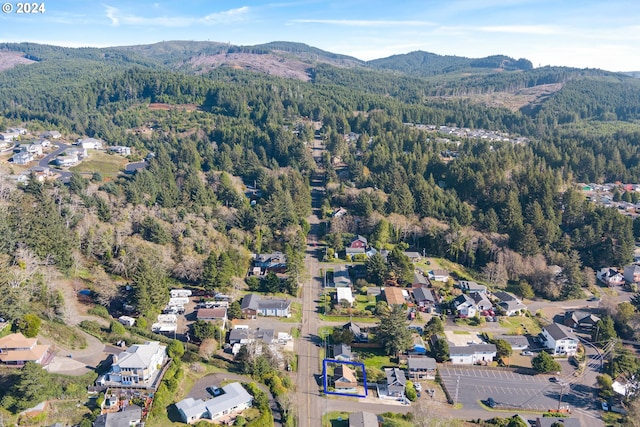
[602,401,609,411]
[521,351,533,356]
[414,383,422,391]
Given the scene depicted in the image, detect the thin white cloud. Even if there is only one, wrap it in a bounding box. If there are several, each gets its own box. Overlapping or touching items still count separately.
[103,5,250,27]
[290,19,435,27]
[477,25,562,35]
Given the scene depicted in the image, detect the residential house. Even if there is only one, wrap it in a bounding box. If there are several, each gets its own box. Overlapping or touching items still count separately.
[76,137,103,150]
[383,287,407,306]
[496,335,529,351]
[0,131,20,142]
[109,146,132,156]
[349,412,379,427]
[413,287,435,309]
[334,365,358,393]
[170,289,192,298]
[0,333,51,366]
[412,272,429,287]
[175,382,253,424]
[346,235,368,256]
[7,127,27,135]
[12,151,33,165]
[343,322,368,343]
[54,154,78,166]
[403,252,422,263]
[407,356,437,380]
[452,294,477,318]
[107,341,166,386]
[333,344,352,361]
[541,323,578,356]
[449,344,497,365]
[93,404,142,427]
[564,311,600,330]
[470,292,493,312]
[624,265,640,284]
[410,336,427,355]
[118,316,136,327]
[535,417,582,427]
[333,267,352,287]
[37,139,51,148]
[381,368,406,399]
[332,207,348,218]
[228,328,252,346]
[19,143,42,155]
[459,280,487,294]
[253,252,286,273]
[429,269,450,282]
[197,307,228,329]
[66,147,88,160]
[151,323,177,334]
[40,130,61,139]
[597,268,624,286]
[240,293,291,318]
[31,166,49,181]
[336,287,355,306]
[494,291,527,316]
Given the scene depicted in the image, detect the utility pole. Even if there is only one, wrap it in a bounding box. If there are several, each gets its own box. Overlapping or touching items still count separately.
[557,382,566,412]
[454,375,460,404]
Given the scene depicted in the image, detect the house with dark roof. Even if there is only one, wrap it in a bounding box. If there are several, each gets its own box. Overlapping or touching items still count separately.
[333,344,352,361]
[343,322,368,343]
[349,411,379,427]
[196,307,228,329]
[470,292,493,311]
[240,293,291,318]
[346,235,368,256]
[334,365,358,393]
[564,311,600,331]
[380,368,406,399]
[494,291,527,316]
[449,344,497,365]
[429,269,450,282]
[459,280,487,294]
[412,271,429,287]
[542,323,578,356]
[535,417,582,427]
[403,252,422,263]
[413,287,435,309]
[93,404,142,427]
[452,294,477,318]
[597,268,624,286]
[407,356,437,380]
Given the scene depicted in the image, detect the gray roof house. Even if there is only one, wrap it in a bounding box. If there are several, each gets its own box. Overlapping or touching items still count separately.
[107,341,166,387]
[175,382,253,424]
[413,287,435,307]
[343,322,368,343]
[93,404,142,427]
[381,368,406,399]
[449,344,497,365]
[349,411,379,427]
[494,291,526,316]
[542,323,578,356]
[470,292,493,311]
[407,356,437,380]
[496,335,529,350]
[240,293,291,318]
[564,311,600,330]
[333,343,352,361]
[459,280,487,294]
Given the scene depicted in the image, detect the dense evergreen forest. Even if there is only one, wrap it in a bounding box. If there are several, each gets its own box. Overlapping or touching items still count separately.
[1,39,640,322]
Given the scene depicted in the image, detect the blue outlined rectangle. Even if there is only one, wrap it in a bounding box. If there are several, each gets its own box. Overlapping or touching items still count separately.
[322,358,368,398]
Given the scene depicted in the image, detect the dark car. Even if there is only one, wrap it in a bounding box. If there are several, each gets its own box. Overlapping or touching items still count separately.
[487,397,496,408]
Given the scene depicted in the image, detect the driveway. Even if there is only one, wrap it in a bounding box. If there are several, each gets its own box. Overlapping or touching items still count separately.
[32,142,71,181]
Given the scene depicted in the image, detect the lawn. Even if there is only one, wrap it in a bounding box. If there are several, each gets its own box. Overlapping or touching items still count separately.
[281,302,303,323]
[359,348,398,369]
[498,316,542,335]
[322,411,349,427]
[318,314,378,323]
[41,321,88,350]
[354,294,376,312]
[69,151,128,179]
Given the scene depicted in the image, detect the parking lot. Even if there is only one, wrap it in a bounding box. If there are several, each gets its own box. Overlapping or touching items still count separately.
[439,366,568,412]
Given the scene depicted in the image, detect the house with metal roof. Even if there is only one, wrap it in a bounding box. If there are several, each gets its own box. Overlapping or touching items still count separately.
[175,382,253,424]
[407,356,437,380]
[93,404,142,427]
[240,293,291,318]
[449,344,497,365]
[349,411,380,427]
[542,323,578,356]
[107,341,166,386]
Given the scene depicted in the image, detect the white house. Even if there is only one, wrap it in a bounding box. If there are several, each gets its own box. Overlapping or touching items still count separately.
[459,280,487,294]
[76,137,103,150]
[118,316,136,327]
[107,341,166,386]
[542,323,578,356]
[170,289,192,298]
[54,154,78,167]
[109,145,132,155]
[452,294,477,318]
[40,130,61,139]
[0,131,20,142]
[12,151,33,165]
[597,268,624,286]
[175,382,253,424]
[494,291,527,316]
[449,344,497,365]
[429,269,450,282]
[336,287,355,306]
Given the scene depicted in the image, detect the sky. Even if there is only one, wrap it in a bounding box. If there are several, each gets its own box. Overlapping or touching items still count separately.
[1,0,640,72]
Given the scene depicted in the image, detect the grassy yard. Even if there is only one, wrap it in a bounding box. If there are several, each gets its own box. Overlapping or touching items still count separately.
[354,294,376,312]
[41,321,88,350]
[359,348,398,369]
[69,151,128,179]
[499,316,542,335]
[322,411,349,427]
[318,314,378,323]
[281,302,303,323]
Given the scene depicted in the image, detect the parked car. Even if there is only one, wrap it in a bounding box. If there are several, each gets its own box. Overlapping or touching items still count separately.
[414,383,422,391]
[601,401,609,411]
[521,351,533,356]
[549,377,558,383]
[487,397,496,408]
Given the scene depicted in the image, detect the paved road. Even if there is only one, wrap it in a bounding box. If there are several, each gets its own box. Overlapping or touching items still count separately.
[32,142,72,181]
